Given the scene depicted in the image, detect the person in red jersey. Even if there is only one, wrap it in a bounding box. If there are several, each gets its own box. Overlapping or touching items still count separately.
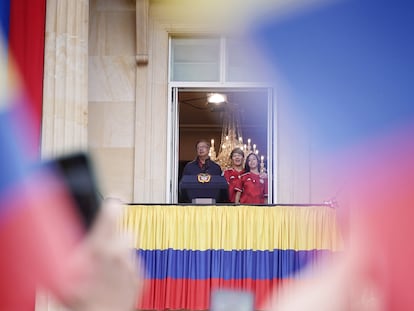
[235,153,268,204]
[223,148,245,203]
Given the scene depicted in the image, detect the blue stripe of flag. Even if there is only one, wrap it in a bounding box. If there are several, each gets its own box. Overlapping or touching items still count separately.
[0,0,10,41]
[138,248,333,280]
[0,0,31,215]
[0,109,29,199]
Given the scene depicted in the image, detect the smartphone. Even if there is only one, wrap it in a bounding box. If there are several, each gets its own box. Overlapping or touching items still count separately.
[210,290,254,311]
[45,152,102,230]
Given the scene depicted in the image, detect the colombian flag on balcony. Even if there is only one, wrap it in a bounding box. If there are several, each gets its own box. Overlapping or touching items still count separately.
[122,204,343,310]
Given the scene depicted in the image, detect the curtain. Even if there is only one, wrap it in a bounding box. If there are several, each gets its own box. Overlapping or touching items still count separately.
[122,205,343,310]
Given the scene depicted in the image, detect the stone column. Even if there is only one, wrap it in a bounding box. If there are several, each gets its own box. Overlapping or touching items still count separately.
[41,0,89,158]
[37,2,89,310]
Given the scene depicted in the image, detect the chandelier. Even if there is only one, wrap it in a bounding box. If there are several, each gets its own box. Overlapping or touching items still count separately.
[208,98,265,172]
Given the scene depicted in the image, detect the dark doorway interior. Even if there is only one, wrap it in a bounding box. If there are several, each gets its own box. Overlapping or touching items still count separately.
[178,88,269,202]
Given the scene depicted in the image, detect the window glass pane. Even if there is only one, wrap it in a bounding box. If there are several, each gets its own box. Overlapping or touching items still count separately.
[226,38,269,82]
[171,37,220,82]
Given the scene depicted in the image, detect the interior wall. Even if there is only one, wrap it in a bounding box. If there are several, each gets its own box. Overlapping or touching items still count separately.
[88,0,136,202]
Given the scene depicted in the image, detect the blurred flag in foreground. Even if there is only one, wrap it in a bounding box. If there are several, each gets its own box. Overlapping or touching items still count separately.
[249,0,414,308]
[251,0,414,152]
[0,3,83,310]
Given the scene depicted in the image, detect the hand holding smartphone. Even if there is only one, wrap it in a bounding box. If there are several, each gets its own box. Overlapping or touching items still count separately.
[45,152,102,230]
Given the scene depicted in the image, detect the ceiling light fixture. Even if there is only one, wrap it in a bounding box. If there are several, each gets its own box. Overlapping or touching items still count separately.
[207,93,227,104]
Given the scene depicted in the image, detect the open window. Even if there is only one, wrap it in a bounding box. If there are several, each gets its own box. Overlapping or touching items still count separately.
[168,36,276,203]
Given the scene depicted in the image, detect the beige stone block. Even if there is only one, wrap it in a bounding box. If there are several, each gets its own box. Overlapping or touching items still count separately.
[91,0,135,12]
[104,102,135,148]
[89,147,134,203]
[89,11,135,56]
[89,56,136,102]
[88,101,134,148]
[88,102,105,148]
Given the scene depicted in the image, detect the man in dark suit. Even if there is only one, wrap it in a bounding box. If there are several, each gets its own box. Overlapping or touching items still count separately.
[182,139,222,176]
[179,139,225,203]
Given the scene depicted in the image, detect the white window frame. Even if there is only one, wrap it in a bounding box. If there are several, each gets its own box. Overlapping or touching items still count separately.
[166,35,278,203]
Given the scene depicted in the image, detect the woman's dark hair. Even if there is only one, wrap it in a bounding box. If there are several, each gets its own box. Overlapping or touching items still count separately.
[244,153,260,172]
[230,147,244,159]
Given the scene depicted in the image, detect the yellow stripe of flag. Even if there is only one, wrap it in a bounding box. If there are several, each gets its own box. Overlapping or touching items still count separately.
[120,205,343,252]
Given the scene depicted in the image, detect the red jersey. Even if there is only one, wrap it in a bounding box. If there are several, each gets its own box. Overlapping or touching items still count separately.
[236,172,268,204]
[223,168,244,203]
